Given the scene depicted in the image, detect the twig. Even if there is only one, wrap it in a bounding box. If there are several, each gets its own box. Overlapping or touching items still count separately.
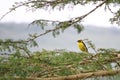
[107,5,116,14]
[0,0,67,21]
[0,40,31,57]
[26,25,62,42]
[75,0,107,21]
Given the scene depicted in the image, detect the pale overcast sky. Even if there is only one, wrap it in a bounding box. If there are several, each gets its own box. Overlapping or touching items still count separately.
[0,0,119,28]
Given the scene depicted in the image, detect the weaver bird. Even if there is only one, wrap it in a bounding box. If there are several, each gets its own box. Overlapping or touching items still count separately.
[77,40,88,53]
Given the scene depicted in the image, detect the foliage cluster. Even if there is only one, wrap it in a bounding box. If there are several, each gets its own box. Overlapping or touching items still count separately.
[0,49,120,80]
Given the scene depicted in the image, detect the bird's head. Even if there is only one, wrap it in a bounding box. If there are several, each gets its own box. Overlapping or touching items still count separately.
[77,40,83,43]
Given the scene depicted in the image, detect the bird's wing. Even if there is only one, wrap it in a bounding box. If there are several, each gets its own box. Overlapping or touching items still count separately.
[82,41,88,52]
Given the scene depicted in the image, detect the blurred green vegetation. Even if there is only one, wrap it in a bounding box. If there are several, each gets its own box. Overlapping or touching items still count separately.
[0,49,120,80]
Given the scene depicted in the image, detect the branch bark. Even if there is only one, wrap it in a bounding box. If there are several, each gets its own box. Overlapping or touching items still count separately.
[15,69,120,80]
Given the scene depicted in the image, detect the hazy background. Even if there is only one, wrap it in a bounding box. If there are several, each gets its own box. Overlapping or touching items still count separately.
[0,22,120,53]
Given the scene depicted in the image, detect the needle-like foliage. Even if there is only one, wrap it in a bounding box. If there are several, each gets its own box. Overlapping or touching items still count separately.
[0,49,120,80]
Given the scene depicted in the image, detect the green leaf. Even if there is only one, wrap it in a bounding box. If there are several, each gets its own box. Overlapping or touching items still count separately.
[73,23,84,33]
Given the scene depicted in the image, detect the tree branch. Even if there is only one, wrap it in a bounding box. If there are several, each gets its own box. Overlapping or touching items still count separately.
[24,53,120,78]
[0,0,107,57]
[75,0,107,21]
[15,69,120,80]
[27,0,107,41]
[107,5,116,14]
[0,0,107,41]
[0,0,70,21]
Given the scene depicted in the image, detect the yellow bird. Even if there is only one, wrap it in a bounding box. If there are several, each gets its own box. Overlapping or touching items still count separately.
[77,40,88,53]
